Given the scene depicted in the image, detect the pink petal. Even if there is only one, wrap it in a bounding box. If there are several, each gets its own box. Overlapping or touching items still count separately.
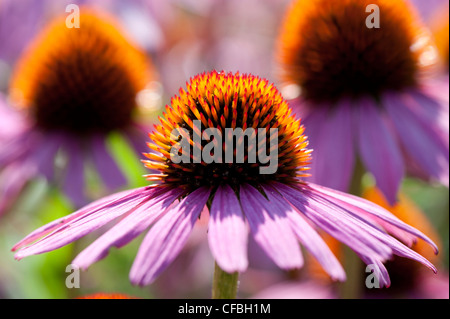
[262,184,346,281]
[284,183,437,272]
[275,182,393,261]
[13,186,156,258]
[130,187,210,286]
[208,184,248,273]
[73,187,184,269]
[307,182,439,254]
[239,184,303,270]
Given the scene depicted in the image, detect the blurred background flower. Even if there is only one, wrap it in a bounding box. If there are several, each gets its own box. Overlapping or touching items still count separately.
[1,8,155,215]
[276,0,449,205]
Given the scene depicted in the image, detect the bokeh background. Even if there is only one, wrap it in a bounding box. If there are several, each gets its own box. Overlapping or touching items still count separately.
[0,0,448,299]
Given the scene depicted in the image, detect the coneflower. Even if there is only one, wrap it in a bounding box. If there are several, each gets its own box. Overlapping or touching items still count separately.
[277,0,449,204]
[13,71,438,296]
[0,9,153,213]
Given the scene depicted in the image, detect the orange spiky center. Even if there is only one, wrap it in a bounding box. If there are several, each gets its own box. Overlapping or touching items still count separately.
[278,0,434,104]
[144,71,312,193]
[10,10,150,134]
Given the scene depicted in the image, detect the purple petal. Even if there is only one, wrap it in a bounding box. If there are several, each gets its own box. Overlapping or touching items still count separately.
[383,93,449,186]
[406,89,449,142]
[239,184,303,270]
[130,187,210,286]
[62,138,86,208]
[124,122,151,156]
[13,186,156,259]
[12,186,153,251]
[0,162,36,216]
[73,187,184,269]
[262,184,346,281]
[274,182,393,262]
[0,128,34,166]
[356,99,404,204]
[32,133,62,181]
[208,184,248,273]
[278,182,437,274]
[306,182,439,254]
[89,134,127,191]
[308,101,355,191]
[299,106,327,182]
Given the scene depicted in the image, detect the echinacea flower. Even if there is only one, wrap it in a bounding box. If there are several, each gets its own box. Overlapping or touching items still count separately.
[0,9,153,214]
[277,0,449,204]
[13,71,438,289]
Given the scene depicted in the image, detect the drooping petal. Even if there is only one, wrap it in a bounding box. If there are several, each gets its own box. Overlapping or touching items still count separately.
[13,186,156,258]
[32,133,62,181]
[130,187,210,286]
[239,184,303,270]
[384,93,449,186]
[307,101,355,192]
[356,99,404,204]
[280,182,437,274]
[62,138,86,208]
[262,184,346,281]
[306,182,439,254]
[275,182,393,262]
[406,89,449,144]
[90,134,127,191]
[124,122,150,156]
[73,187,184,269]
[208,184,248,273]
[300,105,328,182]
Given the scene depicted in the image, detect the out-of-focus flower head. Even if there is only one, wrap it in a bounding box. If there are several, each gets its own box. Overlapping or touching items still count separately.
[0,8,154,214]
[277,0,449,204]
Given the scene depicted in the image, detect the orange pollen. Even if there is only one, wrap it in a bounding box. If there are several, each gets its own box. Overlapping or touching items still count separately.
[10,9,151,134]
[144,71,312,192]
[277,0,436,104]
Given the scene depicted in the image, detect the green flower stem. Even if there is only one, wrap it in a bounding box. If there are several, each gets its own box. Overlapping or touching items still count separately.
[339,158,365,299]
[212,262,239,299]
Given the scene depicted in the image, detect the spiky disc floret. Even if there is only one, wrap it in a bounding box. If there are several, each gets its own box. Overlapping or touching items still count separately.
[143,71,312,193]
